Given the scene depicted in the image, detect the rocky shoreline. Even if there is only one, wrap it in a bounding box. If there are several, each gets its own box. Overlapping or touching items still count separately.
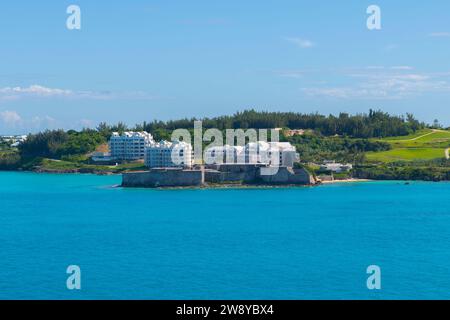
[31,167,118,175]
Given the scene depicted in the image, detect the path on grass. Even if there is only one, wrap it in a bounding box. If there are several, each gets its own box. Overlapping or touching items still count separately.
[393,129,447,142]
[409,129,442,141]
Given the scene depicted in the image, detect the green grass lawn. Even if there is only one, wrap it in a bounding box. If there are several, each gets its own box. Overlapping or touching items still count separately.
[366,148,447,163]
[381,129,433,141]
[38,158,147,172]
[382,129,450,143]
[367,129,450,163]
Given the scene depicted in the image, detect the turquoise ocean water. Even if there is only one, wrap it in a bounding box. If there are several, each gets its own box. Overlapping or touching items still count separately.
[0,171,449,300]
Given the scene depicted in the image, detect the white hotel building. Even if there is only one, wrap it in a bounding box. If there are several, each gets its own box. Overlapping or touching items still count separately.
[109,131,154,161]
[144,140,193,169]
[108,131,298,168]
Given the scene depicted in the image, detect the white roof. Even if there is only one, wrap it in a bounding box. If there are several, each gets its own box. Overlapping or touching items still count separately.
[148,140,192,149]
[246,141,295,152]
[246,141,270,149]
[111,131,154,140]
[268,142,296,151]
[206,145,244,152]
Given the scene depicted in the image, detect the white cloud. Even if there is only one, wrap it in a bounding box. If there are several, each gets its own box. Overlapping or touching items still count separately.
[365,66,413,71]
[30,115,57,128]
[301,69,450,100]
[302,87,357,99]
[429,32,450,37]
[0,84,157,101]
[391,66,414,70]
[0,110,22,126]
[0,85,72,97]
[0,110,61,133]
[0,85,72,101]
[284,37,315,48]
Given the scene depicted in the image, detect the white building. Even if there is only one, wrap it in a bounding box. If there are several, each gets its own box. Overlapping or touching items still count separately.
[109,131,154,161]
[320,162,353,173]
[204,145,245,164]
[144,140,193,168]
[245,141,299,167]
[1,135,27,147]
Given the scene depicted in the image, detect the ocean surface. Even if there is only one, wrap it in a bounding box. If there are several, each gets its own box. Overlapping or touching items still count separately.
[0,171,449,300]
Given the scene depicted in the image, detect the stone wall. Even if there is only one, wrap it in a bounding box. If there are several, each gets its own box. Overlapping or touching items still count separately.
[205,164,260,183]
[122,165,315,188]
[205,164,315,185]
[259,167,315,185]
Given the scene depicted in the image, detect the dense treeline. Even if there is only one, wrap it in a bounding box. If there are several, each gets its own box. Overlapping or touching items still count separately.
[19,129,105,159]
[134,109,424,138]
[287,133,391,163]
[93,109,424,139]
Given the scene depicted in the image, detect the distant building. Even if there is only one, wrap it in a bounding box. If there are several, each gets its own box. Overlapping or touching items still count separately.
[109,131,154,161]
[204,145,245,164]
[284,129,305,137]
[320,161,353,173]
[144,140,193,168]
[1,135,27,147]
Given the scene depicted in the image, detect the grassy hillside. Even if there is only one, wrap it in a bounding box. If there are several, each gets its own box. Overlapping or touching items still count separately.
[29,158,147,173]
[366,129,450,163]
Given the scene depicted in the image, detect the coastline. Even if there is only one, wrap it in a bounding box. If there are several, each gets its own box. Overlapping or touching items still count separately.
[319,178,373,184]
[119,179,374,190]
[0,168,448,184]
[118,183,319,191]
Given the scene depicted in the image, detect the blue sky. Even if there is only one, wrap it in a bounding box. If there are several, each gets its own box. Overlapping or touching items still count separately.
[1,0,450,134]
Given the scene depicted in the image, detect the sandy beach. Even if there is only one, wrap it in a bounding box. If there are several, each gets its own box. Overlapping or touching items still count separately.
[319,178,372,184]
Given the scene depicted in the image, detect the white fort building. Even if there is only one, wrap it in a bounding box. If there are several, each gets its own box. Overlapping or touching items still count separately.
[205,141,299,167]
[109,131,154,161]
[204,145,245,165]
[245,141,299,167]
